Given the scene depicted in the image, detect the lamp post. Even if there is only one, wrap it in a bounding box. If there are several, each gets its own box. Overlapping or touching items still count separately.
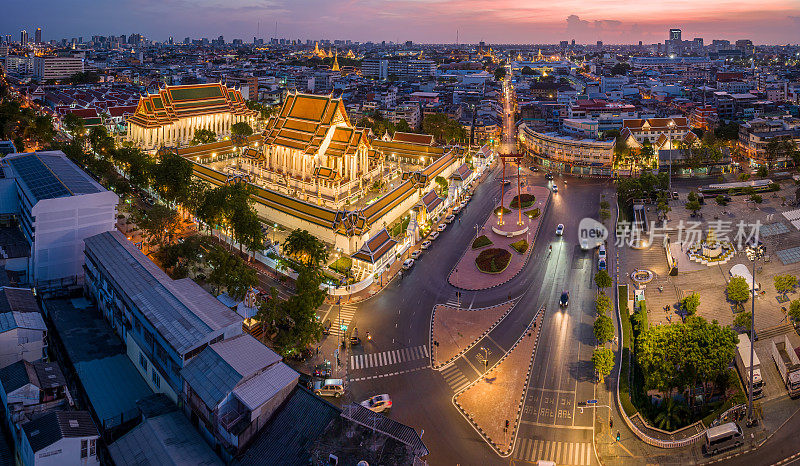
[747,241,764,426]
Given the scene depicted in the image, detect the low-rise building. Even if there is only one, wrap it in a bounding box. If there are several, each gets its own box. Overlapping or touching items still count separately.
[33,57,84,81]
[738,117,800,168]
[568,99,638,132]
[518,123,614,176]
[620,117,693,147]
[181,333,298,458]
[19,410,99,466]
[0,287,47,369]
[83,230,243,403]
[351,229,398,281]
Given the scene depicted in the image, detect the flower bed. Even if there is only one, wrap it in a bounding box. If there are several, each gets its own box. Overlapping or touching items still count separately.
[493,206,511,216]
[510,239,529,254]
[524,208,540,219]
[510,193,536,209]
[475,248,512,274]
[471,235,493,249]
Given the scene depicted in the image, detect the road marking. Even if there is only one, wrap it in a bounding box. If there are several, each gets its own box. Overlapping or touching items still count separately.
[347,364,429,382]
[440,364,470,392]
[518,420,593,430]
[349,345,429,370]
[515,439,591,465]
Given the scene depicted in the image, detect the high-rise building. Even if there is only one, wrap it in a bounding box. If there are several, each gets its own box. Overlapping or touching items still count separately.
[33,56,84,80]
[20,30,28,45]
[669,28,682,41]
[34,27,41,44]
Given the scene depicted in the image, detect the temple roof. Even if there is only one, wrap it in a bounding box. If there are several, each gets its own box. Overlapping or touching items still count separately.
[128,83,256,129]
[263,92,370,158]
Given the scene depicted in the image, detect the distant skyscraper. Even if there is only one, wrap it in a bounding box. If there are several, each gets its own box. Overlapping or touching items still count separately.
[35,27,41,44]
[669,28,682,41]
[596,40,603,49]
[571,39,576,46]
[20,30,28,45]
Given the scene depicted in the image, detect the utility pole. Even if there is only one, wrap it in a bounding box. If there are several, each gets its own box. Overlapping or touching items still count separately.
[747,241,763,426]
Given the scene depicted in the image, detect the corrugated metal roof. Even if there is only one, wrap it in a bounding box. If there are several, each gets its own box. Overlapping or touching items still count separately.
[0,360,30,394]
[84,231,242,354]
[4,151,103,202]
[181,348,240,409]
[23,411,97,453]
[235,387,340,466]
[74,354,153,429]
[210,333,282,378]
[109,411,222,466]
[233,362,298,411]
[0,311,46,333]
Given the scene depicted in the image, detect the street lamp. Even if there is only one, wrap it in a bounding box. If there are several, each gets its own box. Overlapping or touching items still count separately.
[746,241,765,427]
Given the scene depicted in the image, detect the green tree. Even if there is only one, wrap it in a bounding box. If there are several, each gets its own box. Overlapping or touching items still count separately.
[680,293,700,316]
[62,113,85,137]
[206,246,258,300]
[255,287,282,338]
[493,67,507,81]
[750,194,763,204]
[774,274,798,297]
[789,299,800,322]
[592,348,614,384]
[596,293,612,316]
[685,199,701,215]
[422,113,466,144]
[394,119,412,133]
[191,128,217,145]
[231,121,254,138]
[88,126,115,154]
[715,195,729,206]
[654,398,688,431]
[132,204,180,249]
[727,276,750,304]
[757,165,769,178]
[282,229,329,268]
[595,270,612,290]
[434,175,449,197]
[733,311,752,333]
[594,314,615,344]
[153,150,194,206]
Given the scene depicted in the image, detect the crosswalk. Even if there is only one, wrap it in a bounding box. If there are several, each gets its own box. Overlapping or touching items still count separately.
[515,438,593,465]
[440,364,470,392]
[350,345,429,370]
[326,303,357,337]
[444,293,462,308]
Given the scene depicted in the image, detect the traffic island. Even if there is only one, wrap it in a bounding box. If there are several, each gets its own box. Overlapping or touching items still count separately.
[430,300,516,369]
[453,309,545,456]
[449,185,550,290]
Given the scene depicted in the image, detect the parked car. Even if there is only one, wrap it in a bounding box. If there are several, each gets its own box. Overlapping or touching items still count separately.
[430,231,440,240]
[598,259,607,271]
[598,244,607,261]
[453,206,462,214]
[411,250,421,259]
[349,335,361,346]
[402,258,414,270]
[445,214,455,224]
[555,224,564,236]
[437,223,447,232]
[313,379,345,398]
[360,394,393,413]
[421,240,432,250]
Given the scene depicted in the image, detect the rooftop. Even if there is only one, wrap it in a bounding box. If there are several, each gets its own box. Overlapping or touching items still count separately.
[3,151,104,203]
[22,411,98,453]
[84,231,242,355]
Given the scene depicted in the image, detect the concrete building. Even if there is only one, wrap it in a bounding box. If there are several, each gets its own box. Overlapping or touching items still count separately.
[83,230,243,403]
[738,117,800,168]
[518,123,614,176]
[33,57,84,81]
[0,151,119,290]
[0,287,46,369]
[568,99,638,132]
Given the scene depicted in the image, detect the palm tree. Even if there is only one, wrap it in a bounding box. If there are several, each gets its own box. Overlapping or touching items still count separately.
[654,398,687,431]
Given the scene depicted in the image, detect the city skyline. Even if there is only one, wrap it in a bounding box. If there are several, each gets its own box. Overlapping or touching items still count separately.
[2,0,800,45]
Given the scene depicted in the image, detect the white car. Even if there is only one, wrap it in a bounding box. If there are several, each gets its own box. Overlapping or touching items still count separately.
[421,240,432,250]
[361,394,392,413]
[402,258,414,270]
[598,244,607,261]
[453,206,462,214]
[411,250,422,259]
[437,223,447,232]
[430,231,440,240]
[556,224,564,236]
[552,185,558,194]
[445,214,455,224]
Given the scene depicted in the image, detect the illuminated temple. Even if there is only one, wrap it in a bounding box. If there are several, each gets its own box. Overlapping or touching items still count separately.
[244,92,382,207]
[127,83,257,149]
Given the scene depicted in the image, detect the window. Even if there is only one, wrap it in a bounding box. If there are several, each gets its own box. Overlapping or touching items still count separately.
[90,439,96,456]
[139,353,148,371]
[152,370,161,388]
[81,439,87,458]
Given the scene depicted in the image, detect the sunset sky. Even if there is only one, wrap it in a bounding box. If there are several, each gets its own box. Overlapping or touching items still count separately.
[3,0,800,44]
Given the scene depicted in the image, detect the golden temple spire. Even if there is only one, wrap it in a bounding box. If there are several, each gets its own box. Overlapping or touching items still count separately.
[332,50,340,72]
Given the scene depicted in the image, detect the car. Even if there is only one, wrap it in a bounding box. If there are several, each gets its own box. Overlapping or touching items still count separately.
[598,244,607,261]
[313,379,345,397]
[349,335,361,346]
[672,191,679,199]
[421,240,432,250]
[555,224,564,236]
[459,201,467,210]
[598,259,607,271]
[501,179,511,186]
[437,223,447,232]
[465,195,472,201]
[559,291,570,308]
[551,185,558,194]
[529,166,539,172]
[402,258,414,270]
[322,319,332,335]
[453,206,462,214]
[313,361,332,378]
[430,231,440,240]
[445,214,455,224]
[411,250,422,259]
[360,394,393,413]
[545,173,554,180]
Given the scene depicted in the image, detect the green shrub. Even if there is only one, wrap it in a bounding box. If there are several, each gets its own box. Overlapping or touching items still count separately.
[475,248,512,273]
[493,206,511,216]
[510,239,529,254]
[524,208,541,219]
[471,235,493,249]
